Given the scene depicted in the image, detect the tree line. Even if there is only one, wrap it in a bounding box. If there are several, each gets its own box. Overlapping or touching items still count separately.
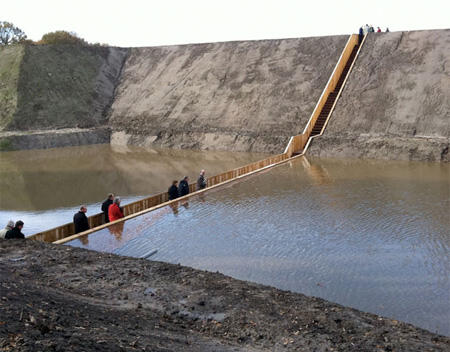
[0,21,105,46]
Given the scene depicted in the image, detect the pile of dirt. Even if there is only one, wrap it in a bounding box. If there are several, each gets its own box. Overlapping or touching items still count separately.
[1,240,448,351]
[308,30,450,161]
[108,36,348,154]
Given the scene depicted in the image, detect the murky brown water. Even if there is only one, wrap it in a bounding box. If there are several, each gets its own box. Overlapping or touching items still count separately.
[0,144,269,233]
[69,157,450,336]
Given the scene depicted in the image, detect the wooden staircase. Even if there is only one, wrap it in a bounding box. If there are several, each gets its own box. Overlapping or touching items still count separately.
[310,43,360,136]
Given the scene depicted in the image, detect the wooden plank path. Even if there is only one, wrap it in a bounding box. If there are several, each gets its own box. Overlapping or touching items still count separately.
[29,34,365,244]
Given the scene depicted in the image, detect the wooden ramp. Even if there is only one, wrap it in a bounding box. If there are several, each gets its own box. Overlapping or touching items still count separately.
[29,34,366,245]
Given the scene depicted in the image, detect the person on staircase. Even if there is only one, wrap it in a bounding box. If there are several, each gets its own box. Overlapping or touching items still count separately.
[73,205,90,234]
[101,193,114,223]
[168,180,179,200]
[109,197,124,222]
[359,26,364,44]
[179,176,190,197]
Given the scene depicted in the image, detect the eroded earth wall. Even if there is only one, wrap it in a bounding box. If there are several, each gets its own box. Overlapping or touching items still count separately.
[108,36,348,153]
[0,44,128,150]
[308,30,450,161]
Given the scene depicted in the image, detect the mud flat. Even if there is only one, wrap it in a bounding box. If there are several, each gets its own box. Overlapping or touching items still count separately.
[1,240,448,351]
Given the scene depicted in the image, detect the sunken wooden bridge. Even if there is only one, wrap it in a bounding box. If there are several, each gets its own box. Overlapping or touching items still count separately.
[29,34,366,244]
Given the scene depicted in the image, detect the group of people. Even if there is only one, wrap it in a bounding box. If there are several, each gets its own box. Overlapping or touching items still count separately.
[168,170,207,200]
[358,24,389,44]
[2,169,209,239]
[73,194,125,234]
[73,169,208,234]
[0,220,25,239]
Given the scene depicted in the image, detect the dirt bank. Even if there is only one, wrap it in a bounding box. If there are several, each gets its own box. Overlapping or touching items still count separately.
[1,240,448,351]
[109,36,348,153]
[308,30,450,161]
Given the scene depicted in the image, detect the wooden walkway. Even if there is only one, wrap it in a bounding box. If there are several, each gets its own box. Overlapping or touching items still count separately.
[29,34,366,244]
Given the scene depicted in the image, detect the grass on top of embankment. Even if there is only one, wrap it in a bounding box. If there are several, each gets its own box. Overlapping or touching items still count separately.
[9,44,106,131]
[0,45,24,131]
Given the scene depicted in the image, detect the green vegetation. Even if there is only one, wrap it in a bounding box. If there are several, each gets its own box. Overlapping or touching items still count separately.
[9,45,106,130]
[0,45,24,130]
[0,21,27,45]
[38,31,87,46]
[0,137,12,151]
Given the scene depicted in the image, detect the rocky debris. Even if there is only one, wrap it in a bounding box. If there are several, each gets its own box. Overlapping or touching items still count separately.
[0,240,448,351]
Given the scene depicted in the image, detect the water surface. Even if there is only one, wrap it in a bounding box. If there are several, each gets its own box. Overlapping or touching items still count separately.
[69,157,450,336]
[0,144,268,234]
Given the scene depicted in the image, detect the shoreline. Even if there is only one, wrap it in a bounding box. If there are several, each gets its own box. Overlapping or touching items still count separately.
[1,240,448,351]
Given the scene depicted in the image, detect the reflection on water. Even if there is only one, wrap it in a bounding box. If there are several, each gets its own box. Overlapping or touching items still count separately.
[0,144,268,233]
[69,157,450,336]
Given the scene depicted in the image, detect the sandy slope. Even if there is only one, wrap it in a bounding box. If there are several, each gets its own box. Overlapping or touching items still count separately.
[109,36,348,153]
[308,30,450,161]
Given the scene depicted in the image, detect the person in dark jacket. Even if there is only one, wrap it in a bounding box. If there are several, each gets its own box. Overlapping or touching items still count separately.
[168,180,179,200]
[5,220,25,239]
[197,169,207,190]
[101,193,114,223]
[358,26,364,44]
[178,176,189,197]
[73,206,90,234]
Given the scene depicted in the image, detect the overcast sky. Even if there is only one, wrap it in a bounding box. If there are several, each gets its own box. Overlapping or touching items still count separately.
[4,0,449,47]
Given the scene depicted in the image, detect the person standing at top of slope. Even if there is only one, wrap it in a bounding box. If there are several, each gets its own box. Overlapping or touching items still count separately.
[197,170,207,190]
[73,205,90,234]
[5,221,25,239]
[179,176,190,197]
[101,193,114,223]
[377,27,382,33]
[109,197,124,222]
[0,220,14,239]
[363,24,370,34]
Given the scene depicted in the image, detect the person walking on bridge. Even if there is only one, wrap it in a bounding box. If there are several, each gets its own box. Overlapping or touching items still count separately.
[101,193,114,223]
[179,176,189,197]
[74,206,90,234]
[0,220,14,239]
[5,221,25,239]
[168,180,179,200]
[197,170,207,190]
[109,197,124,222]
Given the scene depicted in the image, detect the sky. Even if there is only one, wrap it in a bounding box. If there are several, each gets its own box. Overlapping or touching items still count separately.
[3,0,449,47]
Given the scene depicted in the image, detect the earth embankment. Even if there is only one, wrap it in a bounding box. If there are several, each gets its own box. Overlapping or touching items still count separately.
[0,44,128,150]
[1,240,448,351]
[108,36,348,153]
[308,30,450,161]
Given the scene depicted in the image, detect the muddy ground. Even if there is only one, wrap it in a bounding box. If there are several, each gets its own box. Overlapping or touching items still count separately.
[1,240,448,351]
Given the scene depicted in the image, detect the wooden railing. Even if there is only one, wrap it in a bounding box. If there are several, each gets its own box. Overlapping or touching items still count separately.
[301,34,359,140]
[29,33,364,244]
[29,152,292,243]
